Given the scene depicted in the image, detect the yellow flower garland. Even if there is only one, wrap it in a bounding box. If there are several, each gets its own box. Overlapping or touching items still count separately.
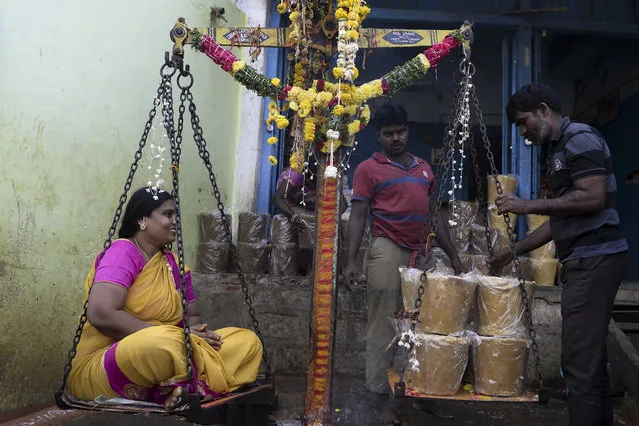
[268,155,278,166]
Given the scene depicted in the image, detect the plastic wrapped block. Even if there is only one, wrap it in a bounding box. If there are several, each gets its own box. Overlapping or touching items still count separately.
[238,212,270,244]
[405,333,471,396]
[469,224,498,255]
[450,226,472,255]
[236,242,269,274]
[476,275,536,337]
[268,244,298,275]
[530,258,558,287]
[499,257,534,281]
[448,200,479,228]
[527,229,556,260]
[487,174,519,205]
[296,211,316,250]
[460,254,491,275]
[526,214,549,232]
[488,206,517,249]
[401,268,478,335]
[200,210,232,242]
[271,214,297,245]
[197,242,230,273]
[472,336,530,397]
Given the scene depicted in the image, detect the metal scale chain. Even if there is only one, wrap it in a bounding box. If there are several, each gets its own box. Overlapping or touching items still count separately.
[56,63,176,400]
[181,69,272,378]
[469,71,547,398]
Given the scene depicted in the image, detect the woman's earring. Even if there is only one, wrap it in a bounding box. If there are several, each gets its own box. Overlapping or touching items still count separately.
[140,222,146,231]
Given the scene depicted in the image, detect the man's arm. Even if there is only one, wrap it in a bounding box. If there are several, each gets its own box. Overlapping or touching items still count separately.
[433,213,463,274]
[487,221,552,269]
[346,200,368,264]
[526,175,606,216]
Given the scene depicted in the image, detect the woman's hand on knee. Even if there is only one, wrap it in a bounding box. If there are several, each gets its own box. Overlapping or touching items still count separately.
[191,324,223,350]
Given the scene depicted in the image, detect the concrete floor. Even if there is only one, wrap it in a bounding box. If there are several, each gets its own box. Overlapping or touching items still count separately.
[5,375,633,426]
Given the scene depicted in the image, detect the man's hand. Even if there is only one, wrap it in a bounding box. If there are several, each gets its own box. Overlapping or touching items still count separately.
[487,247,515,270]
[495,193,530,215]
[191,324,223,350]
[342,261,360,292]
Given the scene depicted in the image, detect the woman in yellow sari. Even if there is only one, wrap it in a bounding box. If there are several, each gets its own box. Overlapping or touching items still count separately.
[68,187,262,410]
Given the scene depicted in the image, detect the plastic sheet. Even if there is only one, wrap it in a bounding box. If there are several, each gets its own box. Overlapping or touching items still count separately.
[236,242,269,274]
[460,254,491,275]
[197,242,230,273]
[271,214,297,245]
[400,267,478,335]
[527,229,556,260]
[295,211,316,250]
[405,333,471,396]
[526,214,549,232]
[469,224,498,255]
[530,258,558,287]
[476,275,536,337]
[200,210,232,242]
[451,227,472,255]
[487,175,519,205]
[449,200,479,228]
[268,244,298,275]
[237,212,270,243]
[472,336,530,397]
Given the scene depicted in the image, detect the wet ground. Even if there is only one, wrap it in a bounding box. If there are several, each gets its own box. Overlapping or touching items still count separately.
[3,375,633,426]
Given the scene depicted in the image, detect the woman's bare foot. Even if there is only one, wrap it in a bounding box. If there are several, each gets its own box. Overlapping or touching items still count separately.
[377,394,400,425]
[164,386,188,411]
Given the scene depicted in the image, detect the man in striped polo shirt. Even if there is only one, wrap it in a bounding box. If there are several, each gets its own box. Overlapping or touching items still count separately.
[489,82,628,426]
[344,102,463,425]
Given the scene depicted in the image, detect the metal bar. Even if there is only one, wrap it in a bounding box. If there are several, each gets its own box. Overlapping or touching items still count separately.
[367,8,639,38]
[256,3,284,214]
[305,158,341,425]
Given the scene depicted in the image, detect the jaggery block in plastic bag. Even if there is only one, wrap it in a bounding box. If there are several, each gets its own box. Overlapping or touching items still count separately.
[530,258,558,287]
[488,206,517,247]
[271,214,296,245]
[197,242,230,273]
[405,333,470,396]
[268,244,298,275]
[449,200,479,227]
[476,275,536,337]
[460,254,491,275]
[236,242,269,274]
[238,212,270,243]
[400,267,478,335]
[472,336,530,396]
[296,211,316,249]
[200,210,232,242]
[526,214,549,232]
[500,257,534,281]
[451,226,472,255]
[470,224,498,255]
[487,175,519,205]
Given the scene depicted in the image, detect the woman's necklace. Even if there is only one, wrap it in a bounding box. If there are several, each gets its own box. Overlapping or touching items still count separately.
[132,236,151,262]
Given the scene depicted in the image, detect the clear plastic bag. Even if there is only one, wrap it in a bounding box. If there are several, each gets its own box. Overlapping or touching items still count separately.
[200,210,232,242]
[499,257,534,281]
[295,211,316,250]
[488,206,517,248]
[487,174,519,205]
[476,275,536,337]
[400,267,478,335]
[526,214,549,232]
[527,229,556,259]
[450,227,472,255]
[472,336,530,397]
[270,214,297,245]
[460,254,491,275]
[197,242,230,273]
[469,224,498,255]
[236,241,270,274]
[404,333,471,396]
[530,258,558,287]
[238,212,270,244]
[268,244,298,275]
[449,200,479,228]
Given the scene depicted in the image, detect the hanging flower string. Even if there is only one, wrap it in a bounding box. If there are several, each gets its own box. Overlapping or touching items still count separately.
[190,17,470,175]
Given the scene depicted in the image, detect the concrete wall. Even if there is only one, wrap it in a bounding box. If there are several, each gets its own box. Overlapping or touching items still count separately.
[0,0,265,410]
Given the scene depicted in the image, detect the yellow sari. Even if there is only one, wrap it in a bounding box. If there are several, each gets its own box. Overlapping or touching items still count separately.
[68,243,262,403]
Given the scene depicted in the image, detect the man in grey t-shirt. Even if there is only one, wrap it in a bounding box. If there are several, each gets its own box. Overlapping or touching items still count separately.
[489,82,628,426]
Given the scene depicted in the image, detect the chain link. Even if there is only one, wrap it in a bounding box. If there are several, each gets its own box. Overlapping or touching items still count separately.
[470,78,546,391]
[57,70,173,395]
[184,79,272,378]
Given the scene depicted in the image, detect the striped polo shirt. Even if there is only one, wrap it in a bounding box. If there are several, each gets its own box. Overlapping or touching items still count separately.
[547,117,628,262]
[352,152,435,250]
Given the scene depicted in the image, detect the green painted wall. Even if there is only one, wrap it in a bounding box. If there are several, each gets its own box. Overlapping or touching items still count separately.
[0,0,246,410]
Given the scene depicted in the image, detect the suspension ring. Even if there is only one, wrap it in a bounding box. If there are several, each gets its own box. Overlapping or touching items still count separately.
[177,66,194,89]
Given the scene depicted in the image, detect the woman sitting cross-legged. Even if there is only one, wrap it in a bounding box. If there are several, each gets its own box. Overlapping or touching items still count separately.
[68,187,263,410]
